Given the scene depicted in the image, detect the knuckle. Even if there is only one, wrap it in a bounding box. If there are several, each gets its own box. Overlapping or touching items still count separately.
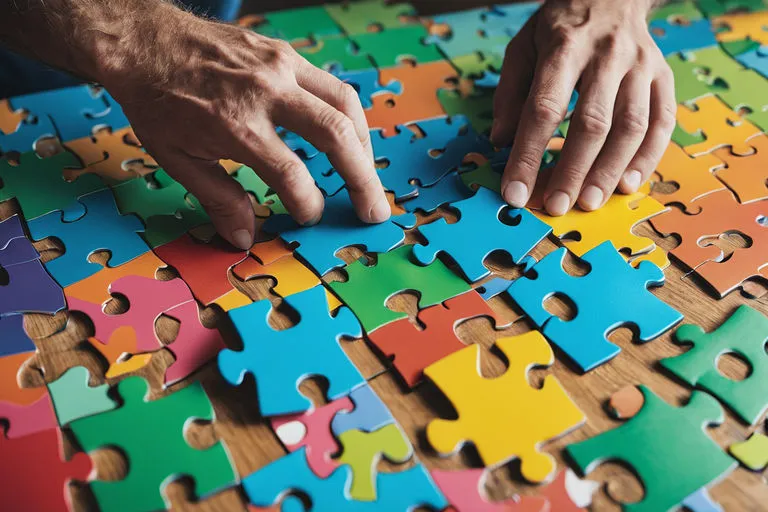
[265,40,296,67]
[515,148,545,175]
[528,94,567,124]
[548,25,578,51]
[338,82,360,109]
[576,106,612,136]
[618,107,649,136]
[317,106,356,144]
[657,102,678,134]
[557,164,589,186]
[275,158,309,189]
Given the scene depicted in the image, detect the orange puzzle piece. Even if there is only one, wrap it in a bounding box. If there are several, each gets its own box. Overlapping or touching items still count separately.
[0,352,46,406]
[652,142,727,211]
[0,99,24,135]
[64,126,157,183]
[713,134,768,204]
[676,95,762,157]
[366,60,458,137]
[714,11,768,46]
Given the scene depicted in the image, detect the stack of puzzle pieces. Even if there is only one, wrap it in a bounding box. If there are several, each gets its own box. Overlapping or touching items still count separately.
[0,0,767,511]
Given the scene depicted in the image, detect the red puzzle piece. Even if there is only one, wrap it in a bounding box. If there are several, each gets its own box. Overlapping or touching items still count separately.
[162,300,225,386]
[0,428,92,512]
[0,393,57,438]
[368,290,498,387]
[431,468,547,512]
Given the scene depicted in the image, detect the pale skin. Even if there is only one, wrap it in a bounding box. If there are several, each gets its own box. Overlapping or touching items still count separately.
[0,0,673,250]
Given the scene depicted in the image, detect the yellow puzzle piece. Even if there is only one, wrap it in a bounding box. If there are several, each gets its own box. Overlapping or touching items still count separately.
[676,95,762,157]
[714,11,768,46]
[425,331,585,483]
[533,184,670,269]
[729,433,768,471]
[336,423,413,500]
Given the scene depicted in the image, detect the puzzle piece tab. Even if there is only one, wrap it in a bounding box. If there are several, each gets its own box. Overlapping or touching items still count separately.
[729,432,768,471]
[651,142,727,211]
[676,95,762,156]
[426,331,584,481]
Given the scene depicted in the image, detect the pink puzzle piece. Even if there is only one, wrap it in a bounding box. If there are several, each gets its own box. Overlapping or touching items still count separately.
[431,468,548,512]
[270,397,354,478]
[0,393,58,438]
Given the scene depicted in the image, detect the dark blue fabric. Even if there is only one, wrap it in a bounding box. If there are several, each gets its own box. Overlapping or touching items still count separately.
[0,0,243,99]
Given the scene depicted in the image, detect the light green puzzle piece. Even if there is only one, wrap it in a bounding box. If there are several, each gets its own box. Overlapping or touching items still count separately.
[649,1,703,23]
[325,0,416,35]
[351,26,444,68]
[729,433,768,471]
[47,366,117,425]
[662,305,768,425]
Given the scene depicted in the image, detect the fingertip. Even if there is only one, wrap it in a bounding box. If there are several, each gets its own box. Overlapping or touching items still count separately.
[544,190,571,216]
[618,169,642,194]
[367,196,391,224]
[231,229,254,250]
[577,185,604,211]
[502,180,529,208]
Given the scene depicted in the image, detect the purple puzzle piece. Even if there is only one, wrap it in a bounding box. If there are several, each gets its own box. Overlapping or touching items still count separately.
[0,259,65,317]
[0,216,39,267]
[0,314,35,357]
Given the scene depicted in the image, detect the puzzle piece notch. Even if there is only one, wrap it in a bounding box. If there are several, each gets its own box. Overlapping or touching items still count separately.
[651,142,727,211]
[46,366,117,425]
[676,95,762,156]
[334,68,403,109]
[426,331,585,482]
[330,384,393,437]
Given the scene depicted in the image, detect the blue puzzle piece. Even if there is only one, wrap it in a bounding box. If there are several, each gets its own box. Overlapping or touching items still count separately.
[304,151,345,196]
[0,258,65,317]
[413,187,551,282]
[281,128,320,159]
[506,242,683,372]
[736,45,768,79]
[243,448,448,511]
[331,384,394,436]
[426,9,511,60]
[219,286,364,415]
[682,487,724,512]
[265,188,416,275]
[9,85,129,142]
[0,215,38,267]
[335,69,403,109]
[401,172,474,213]
[0,314,36,357]
[29,189,148,287]
[371,115,494,201]
[0,114,57,154]
[475,277,514,300]
[483,3,540,38]
[650,19,717,56]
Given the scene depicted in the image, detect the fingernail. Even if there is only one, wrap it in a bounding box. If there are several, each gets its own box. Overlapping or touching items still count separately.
[502,181,529,208]
[368,197,391,223]
[231,229,253,250]
[621,170,642,192]
[302,214,322,227]
[545,190,571,216]
[579,185,604,211]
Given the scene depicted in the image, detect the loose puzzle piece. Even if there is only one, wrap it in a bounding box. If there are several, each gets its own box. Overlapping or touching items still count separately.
[652,142,727,211]
[426,331,584,481]
[46,366,117,425]
[29,189,148,287]
[0,427,92,512]
[264,6,341,42]
[713,134,768,203]
[414,187,551,282]
[366,60,458,138]
[298,37,373,73]
[336,424,413,500]
[0,314,35,357]
[507,242,683,372]
[0,257,66,317]
[219,285,364,415]
[368,290,501,387]
[335,68,403,109]
[0,111,57,154]
[662,305,768,425]
[431,468,548,512]
[650,189,767,295]
[325,0,416,35]
[330,245,471,333]
[9,85,128,142]
[0,150,104,222]
[566,385,736,512]
[351,25,444,69]
[676,94,762,156]
[330,384,393,436]
[271,396,353,478]
[682,487,724,512]
[265,188,416,275]
[0,98,24,134]
[735,43,768,78]
[650,18,717,56]
[531,184,670,269]
[0,393,57,438]
[729,432,768,470]
[243,448,447,512]
[70,377,236,512]
[713,10,768,46]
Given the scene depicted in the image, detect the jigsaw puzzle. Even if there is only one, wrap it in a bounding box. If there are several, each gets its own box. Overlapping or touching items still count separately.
[713,133,768,203]
[0,392,57,438]
[350,25,443,68]
[325,0,416,34]
[0,111,57,154]
[675,94,762,156]
[651,141,727,211]
[46,366,117,425]
[330,384,393,436]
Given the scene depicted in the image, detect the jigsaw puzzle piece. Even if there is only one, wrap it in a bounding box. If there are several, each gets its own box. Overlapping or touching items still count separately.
[297,37,373,72]
[507,242,683,372]
[29,189,148,287]
[0,427,92,512]
[0,150,104,222]
[335,68,402,109]
[336,424,413,500]
[329,245,471,333]
[325,0,416,35]
[243,448,447,511]
[219,285,363,415]
[366,60,458,138]
[401,172,474,213]
[650,18,717,55]
[649,0,704,23]
[427,9,510,61]
[265,188,415,275]
[729,432,768,471]
[414,187,551,282]
[651,142,727,210]
[482,2,540,37]
[697,0,766,16]
[676,95,762,156]
[264,6,341,42]
[662,305,768,425]
[735,43,768,78]
[351,25,444,68]
[0,215,38,268]
[46,366,117,425]
[437,87,494,135]
[0,112,56,154]
[368,290,502,387]
[9,85,128,142]
[713,10,768,46]
[0,257,66,316]
[566,385,736,512]
[475,276,515,300]
[427,331,584,481]
[232,252,320,298]
[0,351,47,406]
[330,384,393,436]
[271,396,353,478]
[70,377,236,512]
[713,134,768,203]
[0,314,35,357]
[0,99,24,134]
[431,468,547,512]
[0,393,57,438]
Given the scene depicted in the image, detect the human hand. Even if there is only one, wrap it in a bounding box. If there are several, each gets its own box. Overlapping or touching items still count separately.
[491,0,675,216]
[100,3,389,250]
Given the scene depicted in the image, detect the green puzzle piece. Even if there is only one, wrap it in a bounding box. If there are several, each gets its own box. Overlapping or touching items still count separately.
[666,48,731,104]
[721,39,761,58]
[0,150,104,222]
[567,386,736,512]
[70,377,236,512]
[236,164,287,215]
[448,53,503,80]
[649,1,703,23]
[437,88,494,135]
[298,36,373,72]
[351,26,444,68]
[325,0,416,35]
[662,305,768,425]
[329,245,471,333]
[47,366,117,425]
[461,161,501,194]
[265,6,341,42]
[671,122,707,147]
[696,0,766,16]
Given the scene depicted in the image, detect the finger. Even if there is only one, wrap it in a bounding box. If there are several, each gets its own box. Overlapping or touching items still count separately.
[544,58,627,216]
[491,14,538,146]
[295,59,374,162]
[161,154,256,250]
[577,69,650,210]
[274,87,389,224]
[500,32,588,208]
[619,65,677,193]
